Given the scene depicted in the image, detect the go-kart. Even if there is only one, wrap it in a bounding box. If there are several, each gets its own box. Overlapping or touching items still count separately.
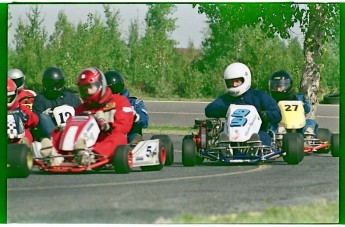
[7,109,33,178]
[31,104,76,141]
[276,100,339,157]
[182,104,304,166]
[31,111,168,174]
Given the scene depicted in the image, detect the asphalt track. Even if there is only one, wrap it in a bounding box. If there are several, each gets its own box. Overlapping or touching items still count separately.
[7,102,339,224]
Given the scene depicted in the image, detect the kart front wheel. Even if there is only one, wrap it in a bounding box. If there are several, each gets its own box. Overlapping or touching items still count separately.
[331,133,340,157]
[150,134,174,166]
[282,133,304,165]
[182,135,197,167]
[7,144,33,178]
[113,145,133,174]
[141,141,166,171]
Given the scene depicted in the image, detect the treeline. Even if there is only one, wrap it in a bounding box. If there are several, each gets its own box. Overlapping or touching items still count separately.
[8,4,339,100]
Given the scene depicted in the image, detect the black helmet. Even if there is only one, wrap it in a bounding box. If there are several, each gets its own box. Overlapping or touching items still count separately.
[42,67,66,99]
[269,70,293,102]
[104,70,125,94]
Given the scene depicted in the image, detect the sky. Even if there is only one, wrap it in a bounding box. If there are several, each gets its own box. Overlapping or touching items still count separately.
[8,3,209,48]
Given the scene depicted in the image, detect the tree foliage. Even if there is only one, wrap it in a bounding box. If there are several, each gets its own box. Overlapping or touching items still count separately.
[8,3,339,101]
[195,3,339,117]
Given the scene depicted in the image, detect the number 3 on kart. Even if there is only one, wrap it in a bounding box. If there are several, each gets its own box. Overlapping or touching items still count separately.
[230,109,250,127]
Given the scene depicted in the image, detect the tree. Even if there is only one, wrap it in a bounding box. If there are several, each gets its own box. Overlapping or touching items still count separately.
[47,11,76,88]
[139,3,178,96]
[10,5,48,90]
[195,3,339,119]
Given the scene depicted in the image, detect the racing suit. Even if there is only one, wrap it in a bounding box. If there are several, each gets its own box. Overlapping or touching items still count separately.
[8,99,39,144]
[17,89,36,110]
[33,88,82,137]
[51,87,134,157]
[122,88,149,142]
[205,89,282,145]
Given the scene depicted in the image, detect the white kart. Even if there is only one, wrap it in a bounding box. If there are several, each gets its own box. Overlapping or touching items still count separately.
[32,107,166,173]
[182,104,304,166]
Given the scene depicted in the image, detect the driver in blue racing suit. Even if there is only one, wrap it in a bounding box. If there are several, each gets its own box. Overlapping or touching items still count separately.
[104,70,149,144]
[205,62,281,146]
[268,70,318,135]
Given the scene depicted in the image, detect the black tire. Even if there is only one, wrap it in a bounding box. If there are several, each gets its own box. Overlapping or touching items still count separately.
[282,133,304,165]
[330,133,340,157]
[141,141,166,171]
[113,145,132,174]
[323,93,339,104]
[150,134,174,166]
[317,128,332,143]
[316,128,332,153]
[182,135,197,167]
[7,144,33,178]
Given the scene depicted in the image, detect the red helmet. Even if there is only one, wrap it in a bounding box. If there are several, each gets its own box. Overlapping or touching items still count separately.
[7,78,18,109]
[77,67,107,103]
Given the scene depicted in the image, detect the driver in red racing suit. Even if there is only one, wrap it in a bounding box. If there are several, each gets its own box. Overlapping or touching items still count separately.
[40,67,134,166]
[7,78,39,146]
[8,68,36,110]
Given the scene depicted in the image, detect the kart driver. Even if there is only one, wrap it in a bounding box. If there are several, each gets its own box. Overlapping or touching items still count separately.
[33,67,82,138]
[7,78,39,146]
[40,67,134,166]
[8,68,36,109]
[205,62,282,145]
[268,70,318,135]
[104,70,149,144]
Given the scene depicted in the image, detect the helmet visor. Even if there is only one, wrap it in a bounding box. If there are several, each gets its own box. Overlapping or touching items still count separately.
[43,79,65,91]
[7,93,16,105]
[225,77,244,89]
[269,79,291,92]
[12,77,24,89]
[78,81,102,98]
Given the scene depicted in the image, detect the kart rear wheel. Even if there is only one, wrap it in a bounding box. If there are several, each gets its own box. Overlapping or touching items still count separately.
[7,144,33,178]
[150,134,174,166]
[182,135,197,167]
[282,133,304,165]
[141,141,166,171]
[317,128,332,142]
[316,128,332,153]
[113,145,133,174]
[330,133,340,157]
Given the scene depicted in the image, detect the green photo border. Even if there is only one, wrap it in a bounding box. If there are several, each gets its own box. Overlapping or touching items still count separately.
[0,3,7,224]
[1,2,344,224]
[340,3,344,225]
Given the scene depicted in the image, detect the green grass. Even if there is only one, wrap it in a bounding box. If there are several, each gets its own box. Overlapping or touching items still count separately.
[143,125,196,135]
[156,201,339,224]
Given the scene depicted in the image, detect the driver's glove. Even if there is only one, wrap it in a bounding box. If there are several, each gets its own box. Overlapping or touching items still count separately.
[42,108,52,115]
[258,110,269,129]
[133,109,140,123]
[95,110,111,132]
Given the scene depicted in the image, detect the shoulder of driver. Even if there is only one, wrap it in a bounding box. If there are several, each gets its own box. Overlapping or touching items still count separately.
[112,94,134,113]
[246,88,271,98]
[129,96,144,105]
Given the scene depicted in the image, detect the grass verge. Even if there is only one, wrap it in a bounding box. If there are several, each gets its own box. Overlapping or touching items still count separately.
[143,125,196,135]
[156,201,339,224]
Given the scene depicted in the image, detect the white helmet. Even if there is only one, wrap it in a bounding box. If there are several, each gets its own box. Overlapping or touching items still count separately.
[8,68,25,91]
[223,62,251,97]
